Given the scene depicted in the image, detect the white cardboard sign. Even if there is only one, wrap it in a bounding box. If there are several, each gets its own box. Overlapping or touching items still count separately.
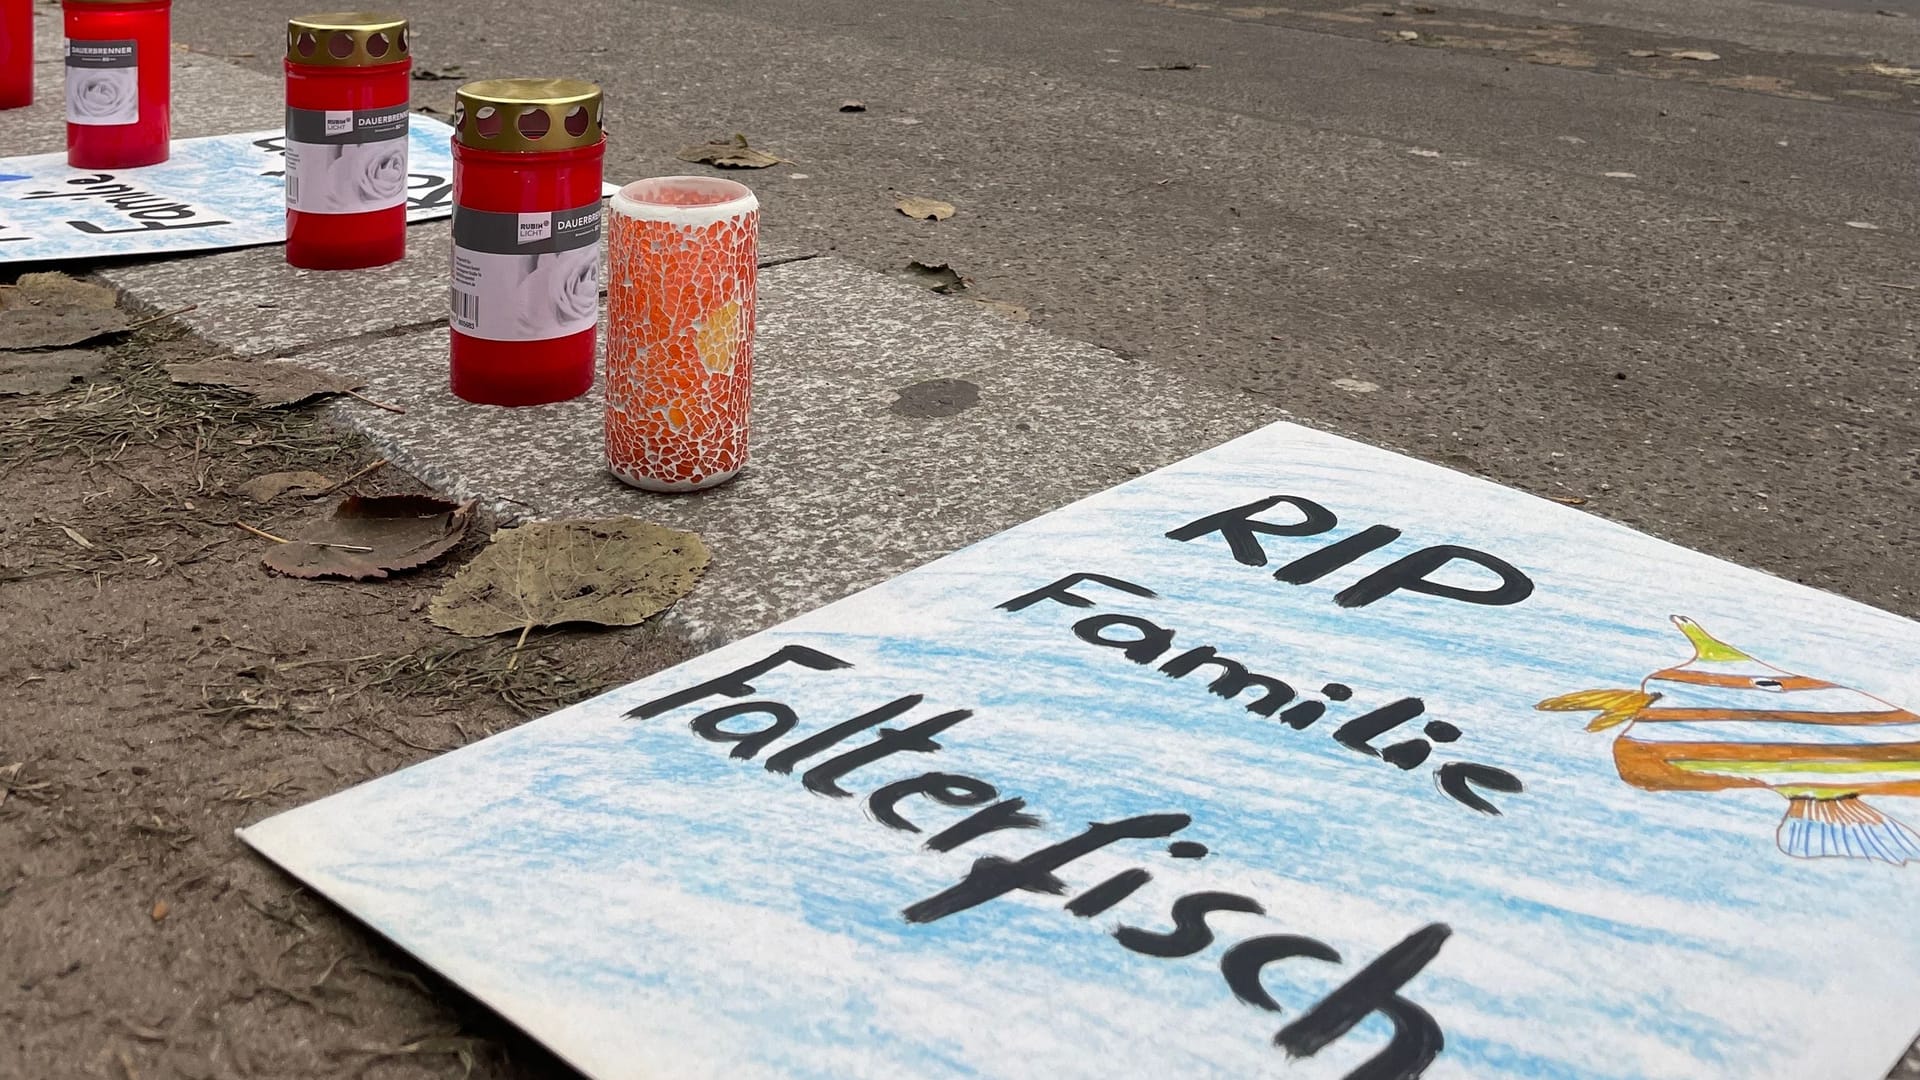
[0,117,462,263]
[241,421,1920,1080]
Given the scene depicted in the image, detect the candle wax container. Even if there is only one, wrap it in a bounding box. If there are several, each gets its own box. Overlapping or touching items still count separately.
[605,176,760,492]
[449,78,605,407]
[1,0,31,110]
[284,12,412,271]
[63,0,169,169]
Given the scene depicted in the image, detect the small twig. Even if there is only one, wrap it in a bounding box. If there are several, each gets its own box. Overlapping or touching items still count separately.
[757,252,821,270]
[232,521,372,553]
[1873,281,1916,292]
[235,521,292,544]
[341,388,407,414]
[123,304,198,332]
[327,458,390,492]
[507,622,535,671]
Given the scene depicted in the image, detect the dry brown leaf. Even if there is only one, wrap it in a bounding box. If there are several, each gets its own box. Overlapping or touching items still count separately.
[1550,494,1589,506]
[429,517,709,639]
[838,99,867,112]
[1669,49,1721,61]
[58,525,95,550]
[5,272,118,311]
[263,494,473,581]
[895,196,956,221]
[0,304,129,350]
[676,133,784,169]
[166,358,362,407]
[0,349,106,396]
[904,260,971,294]
[237,471,335,503]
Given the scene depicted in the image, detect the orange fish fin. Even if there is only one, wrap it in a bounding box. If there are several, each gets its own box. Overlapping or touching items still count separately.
[1777,796,1920,865]
[1535,688,1657,733]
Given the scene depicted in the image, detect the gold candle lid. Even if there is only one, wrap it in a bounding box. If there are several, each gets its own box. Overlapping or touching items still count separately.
[287,12,411,68]
[454,78,604,153]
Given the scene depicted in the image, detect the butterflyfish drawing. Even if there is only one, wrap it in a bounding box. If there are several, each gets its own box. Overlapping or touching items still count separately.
[1537,615,1920,865]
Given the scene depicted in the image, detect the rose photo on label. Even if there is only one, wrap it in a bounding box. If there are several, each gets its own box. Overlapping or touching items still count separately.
[514,247,599,338]
[66,67,137,126]
[289,140,409,214]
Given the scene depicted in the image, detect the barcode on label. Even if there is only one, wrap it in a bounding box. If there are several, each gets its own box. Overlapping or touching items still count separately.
[450,287,480,325]
[286,172,298,205]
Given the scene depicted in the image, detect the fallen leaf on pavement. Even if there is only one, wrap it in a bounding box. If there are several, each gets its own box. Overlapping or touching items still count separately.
[1623,49,1659,58]
[1669,50,1721,61]
[2,272,118,311]
[676,133,784,169]
[166,358,362,407]
[1331,378,1381,394]
[0,305,129,350]
[1550,494,1589,506]
[150,900,169,922]
[903,260,972,294]
[838,99,867,112]
[0,349,106,395]
[1867,62,1920,78]
[411,64,464,81]
[237,471,335,503]
[969,298,1030,322]
[895,196,956,221]
[262,494,473,580]
[429,517,709,639]
[1845,221,1882,230]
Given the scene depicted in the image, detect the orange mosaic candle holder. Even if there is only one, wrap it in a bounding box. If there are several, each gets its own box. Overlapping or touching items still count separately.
[605,176,760,492]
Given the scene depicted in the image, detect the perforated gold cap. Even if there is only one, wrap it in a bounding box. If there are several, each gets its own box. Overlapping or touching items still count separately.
[454,78,604,153]
[287,12,410,68]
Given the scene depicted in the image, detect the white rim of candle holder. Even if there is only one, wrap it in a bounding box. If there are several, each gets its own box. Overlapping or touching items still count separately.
[609,176,759,228]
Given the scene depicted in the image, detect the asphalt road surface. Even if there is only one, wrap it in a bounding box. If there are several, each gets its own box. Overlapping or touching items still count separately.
[164,0,1917,625]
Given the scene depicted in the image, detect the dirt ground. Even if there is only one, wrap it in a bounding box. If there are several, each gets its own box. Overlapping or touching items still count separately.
[0,305,695,1079]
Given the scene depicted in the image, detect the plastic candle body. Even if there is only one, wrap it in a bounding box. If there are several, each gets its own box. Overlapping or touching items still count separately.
[1,0,31,110]
[63,0,169,169]
[284,13,411,271]
[605,176,759,492]
[448,78,605,407]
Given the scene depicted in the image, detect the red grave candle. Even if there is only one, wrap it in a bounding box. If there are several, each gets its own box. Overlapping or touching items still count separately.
[284,13,412,271]
[1,0,32,111]
[448,78,605,407]
[63,0,169,169]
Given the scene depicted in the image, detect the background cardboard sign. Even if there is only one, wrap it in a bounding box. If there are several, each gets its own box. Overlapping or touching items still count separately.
[0,117,621,264]
[241,421,1920,1080]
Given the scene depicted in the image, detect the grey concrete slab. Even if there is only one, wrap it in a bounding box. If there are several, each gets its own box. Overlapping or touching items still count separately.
[101,221,460,356]
[155,0,1918,631]
[287,256,1265,644]
[100,222,814,358]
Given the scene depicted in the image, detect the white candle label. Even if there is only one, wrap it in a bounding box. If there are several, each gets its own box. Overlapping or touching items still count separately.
[65,40,138,127]
[283,105,411,214]
[449,201,602,342]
